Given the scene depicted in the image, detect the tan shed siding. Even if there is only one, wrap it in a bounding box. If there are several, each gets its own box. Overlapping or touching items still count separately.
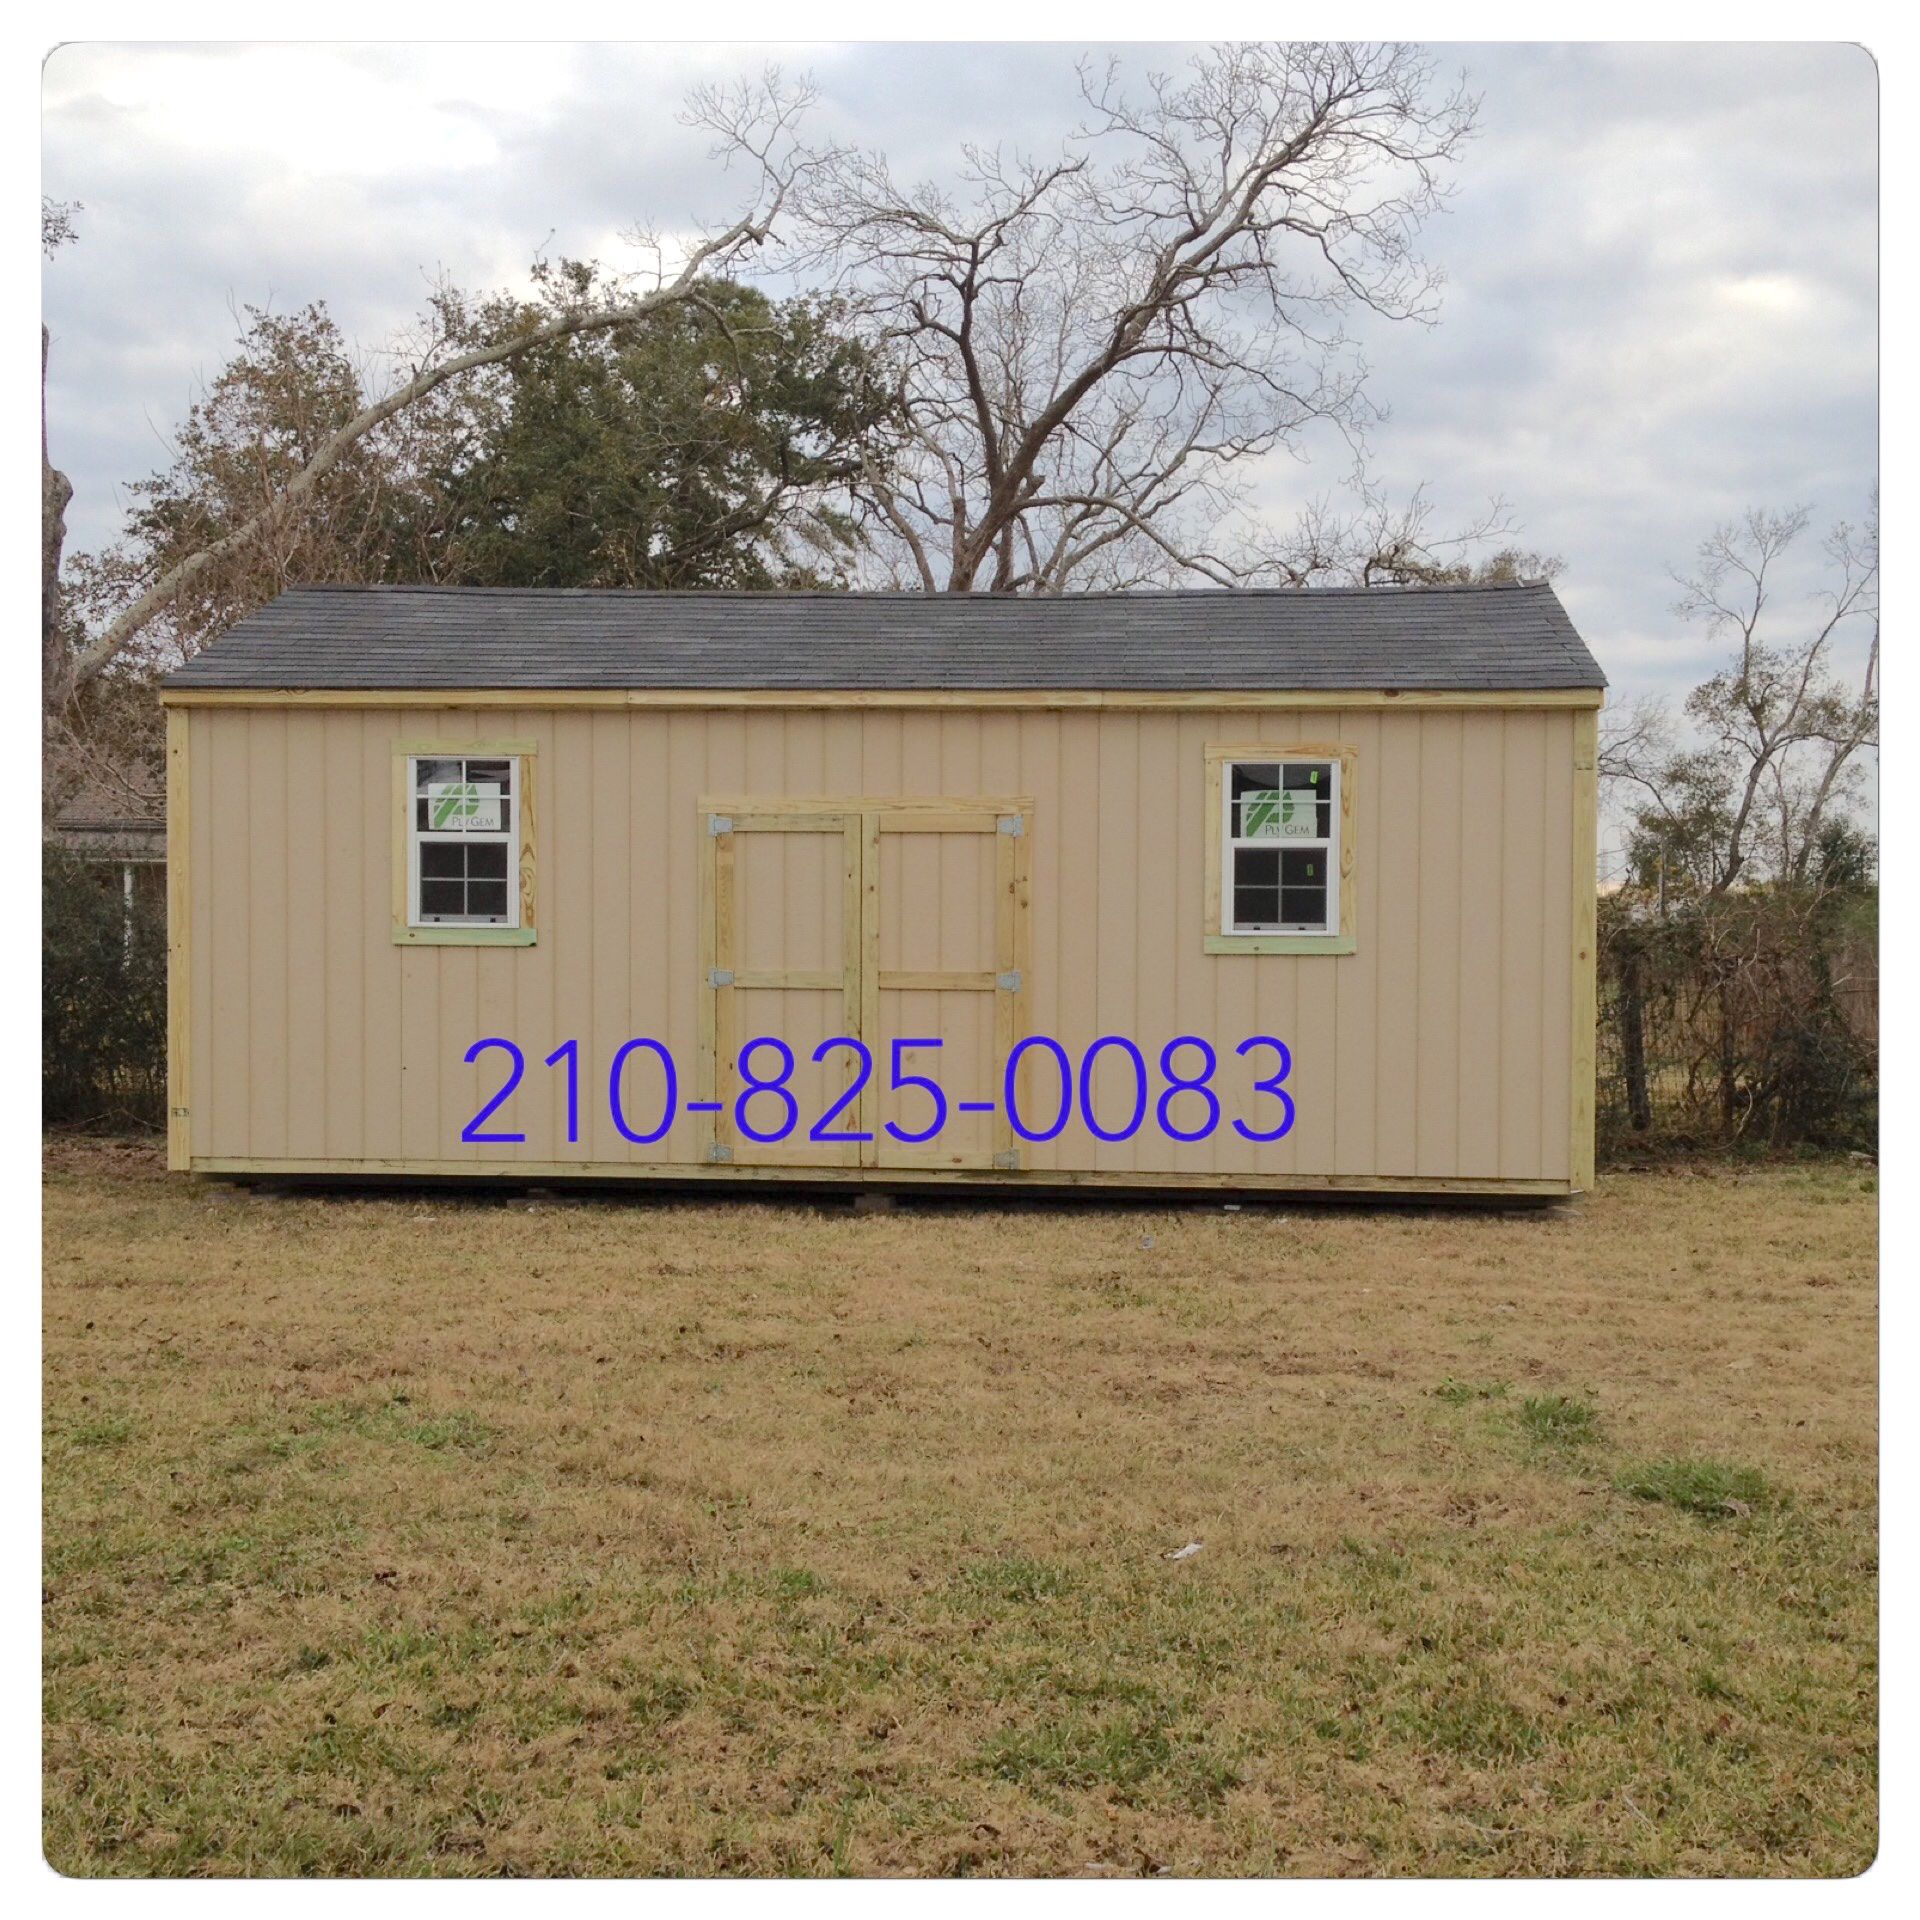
[359,715,403,1161]
[186,702,1580,1184]
[182,711,209,1161]
[1332,710,1383,1176]
[283,711,328,1161]
[1498,714,1550,1174]
[1456,710,1504,1177]
[1538,712,1577,1181]
[201,714,242,1157]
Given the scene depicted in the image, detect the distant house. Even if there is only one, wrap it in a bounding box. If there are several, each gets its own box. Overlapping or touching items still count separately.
[48,759,166,926]
[160,583,1606,1198]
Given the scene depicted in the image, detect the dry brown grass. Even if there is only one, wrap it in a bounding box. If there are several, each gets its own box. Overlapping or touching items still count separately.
[44,1142,1876,1877]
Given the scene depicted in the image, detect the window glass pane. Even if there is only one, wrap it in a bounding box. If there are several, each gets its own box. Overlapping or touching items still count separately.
[1229,762,1280,839]
[410,755,512,835]
[418,879,464,917]
[468,841,509,881]
[1233,884,1280,928]
[419,841,465,880]
[1232,760,1330,840]
[1280,884,1327,928]
[468,881,509,919]
[464,760,511,835]
[1282,761,1334,838]
[1232,846,1280,927]
[1281,847,1328,926]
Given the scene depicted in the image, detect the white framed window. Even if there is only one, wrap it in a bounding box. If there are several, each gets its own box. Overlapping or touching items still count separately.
[394,745,536,946]
[1204,745,1355,955]
[412,754,517,925]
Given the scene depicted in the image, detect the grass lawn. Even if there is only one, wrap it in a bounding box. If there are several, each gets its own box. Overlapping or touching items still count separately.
[43,1144,1877,1877]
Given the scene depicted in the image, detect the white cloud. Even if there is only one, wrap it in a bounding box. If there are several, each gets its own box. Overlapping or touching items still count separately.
[41,39,1877,739]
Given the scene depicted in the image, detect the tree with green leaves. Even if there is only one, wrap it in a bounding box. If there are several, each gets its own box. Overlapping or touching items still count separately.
[433,267,890,590]
[48,266,895,815]
[47,70,819,698]
[62,269,892,669]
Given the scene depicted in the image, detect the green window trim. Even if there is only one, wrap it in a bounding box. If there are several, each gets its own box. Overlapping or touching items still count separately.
[1203,931,1358,956]
[394,924,539,948]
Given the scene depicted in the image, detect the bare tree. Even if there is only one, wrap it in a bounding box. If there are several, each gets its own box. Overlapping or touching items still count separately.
[49,72,820,699]
[1247,481,1559,587]
[43,199,80,725]
[780,43,1477,593]
[1610,503,1878,899]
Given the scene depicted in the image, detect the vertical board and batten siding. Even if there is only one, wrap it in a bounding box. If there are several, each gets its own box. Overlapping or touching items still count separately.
[182,702,1581,1186]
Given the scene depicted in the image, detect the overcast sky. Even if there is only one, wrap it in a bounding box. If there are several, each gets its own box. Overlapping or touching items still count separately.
[41,38,1878,804]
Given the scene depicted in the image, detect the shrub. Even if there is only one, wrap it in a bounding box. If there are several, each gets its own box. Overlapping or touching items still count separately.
[43,844,167,1129]
[1597,888,1877,1160]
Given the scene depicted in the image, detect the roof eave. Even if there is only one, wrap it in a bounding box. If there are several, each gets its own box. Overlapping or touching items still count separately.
[160,684,1605,709]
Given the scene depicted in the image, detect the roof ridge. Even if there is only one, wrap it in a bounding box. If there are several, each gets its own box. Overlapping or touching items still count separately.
[285,580,1552,602]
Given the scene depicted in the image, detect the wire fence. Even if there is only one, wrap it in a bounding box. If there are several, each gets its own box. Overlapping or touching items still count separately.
[1596,889,1877,1161]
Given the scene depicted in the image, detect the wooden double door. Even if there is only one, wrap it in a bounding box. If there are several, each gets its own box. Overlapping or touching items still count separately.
[699,797,1033,1171]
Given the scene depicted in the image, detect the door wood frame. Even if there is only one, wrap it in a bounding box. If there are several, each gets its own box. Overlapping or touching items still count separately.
[700,795,1033,1171]
[700,805,863,1168]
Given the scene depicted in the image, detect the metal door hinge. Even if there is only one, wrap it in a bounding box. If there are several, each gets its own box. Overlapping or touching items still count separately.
[708,968,734,988]
[997,814,1025,836]
[996,970,1022,993]
[708,813,733,835]
[992,1149,1022,1171]
[707,1142,733,1164]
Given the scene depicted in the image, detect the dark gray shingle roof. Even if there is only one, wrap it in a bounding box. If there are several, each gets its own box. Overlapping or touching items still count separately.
[163,583,1605,692]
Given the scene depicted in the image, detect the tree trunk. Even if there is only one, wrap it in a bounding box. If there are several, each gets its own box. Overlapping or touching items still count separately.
[1717,974,1739,1136]
[1618,943,1653,1133]
[43,322,73,723]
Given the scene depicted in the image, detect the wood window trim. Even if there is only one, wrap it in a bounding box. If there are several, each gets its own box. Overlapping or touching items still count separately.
[391,741,537,946]
[1203,743,1357,956]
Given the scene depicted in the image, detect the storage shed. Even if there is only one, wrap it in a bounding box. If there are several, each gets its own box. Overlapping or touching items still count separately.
[160,584,1605,1198]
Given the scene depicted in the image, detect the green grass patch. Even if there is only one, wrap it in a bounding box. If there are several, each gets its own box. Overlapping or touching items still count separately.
[1433,1378,1509,1405]
[766,1566,826,1602]
[1616,1458,1773,1518]
[1391,1676,1545,1763]
[292,1395,495,1456]
[978,1707,1242,1810]
[957,1555,1073,1603]
[1518,1393,1600,1445]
